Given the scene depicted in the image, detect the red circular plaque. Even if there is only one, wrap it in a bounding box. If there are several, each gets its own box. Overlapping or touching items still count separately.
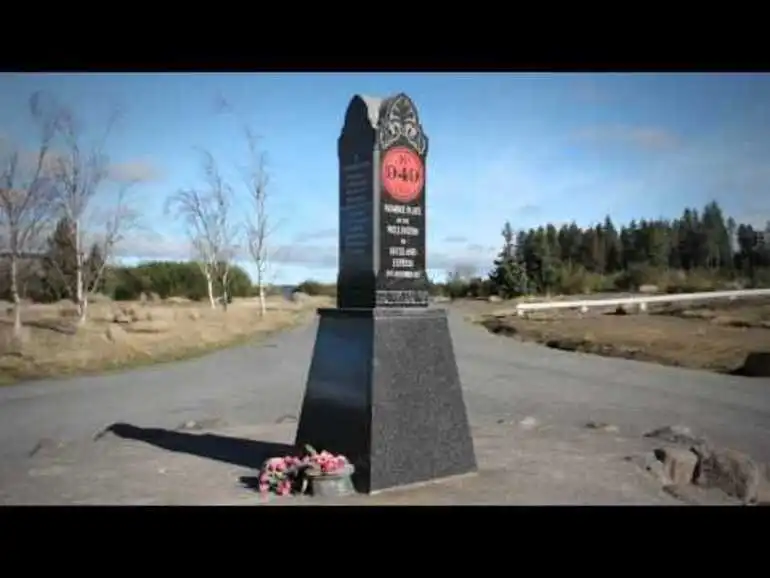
[381,146,424,203]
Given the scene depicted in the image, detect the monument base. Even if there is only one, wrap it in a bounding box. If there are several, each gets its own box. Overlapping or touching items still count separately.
[294,307,477,494]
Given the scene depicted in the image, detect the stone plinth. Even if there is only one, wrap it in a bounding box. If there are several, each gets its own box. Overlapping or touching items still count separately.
[295,307,477,494]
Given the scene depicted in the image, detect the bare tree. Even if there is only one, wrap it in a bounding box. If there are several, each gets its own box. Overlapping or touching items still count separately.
[48,102,140,324]
[0,92,59,336]
[214,95,279,316]
[243,131,272,316]
[165,150,237,310]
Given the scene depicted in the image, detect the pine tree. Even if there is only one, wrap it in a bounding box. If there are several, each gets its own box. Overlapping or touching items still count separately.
[85,243,106,294]
[40,216,78,302]
[603,216,622,272]
[529,226,559,294]
[489,221,529,298]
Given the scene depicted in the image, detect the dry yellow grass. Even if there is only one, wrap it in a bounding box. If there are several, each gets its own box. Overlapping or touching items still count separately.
[0,295,331,385]
[471,297,770,376]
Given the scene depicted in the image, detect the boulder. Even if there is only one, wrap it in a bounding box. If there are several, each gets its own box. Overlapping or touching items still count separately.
[644,424,705,446]
[638,425,770,504]
[104,324,128,343]
[113,313,132,324]
[691,445,764,503]
[733,352,770,378]
[139,292,161,303]
[759,463,770,504]
[654,446,698,486]
[113,305,139,323]
[290,291,311,303]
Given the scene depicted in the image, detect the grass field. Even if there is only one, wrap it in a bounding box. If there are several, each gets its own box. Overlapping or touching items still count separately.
[468,296,770,376]
[0,294,331,385]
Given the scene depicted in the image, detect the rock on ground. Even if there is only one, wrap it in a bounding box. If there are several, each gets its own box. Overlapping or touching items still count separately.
[290,292,310,303]
[692,444,768,504]
[644,424,705,446]
[653,446,698,486]
[734,351,770,377]
[104,324,128,343]
[639,424,770,505]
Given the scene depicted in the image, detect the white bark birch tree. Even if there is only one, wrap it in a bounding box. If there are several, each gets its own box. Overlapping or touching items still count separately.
[213,95,279,317]
[0,92,60,337]
[165,150,237,310]
[243,129,272,317]
[48,102,140,324]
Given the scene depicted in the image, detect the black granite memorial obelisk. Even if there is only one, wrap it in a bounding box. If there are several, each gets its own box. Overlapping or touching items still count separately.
[294,93,477,494]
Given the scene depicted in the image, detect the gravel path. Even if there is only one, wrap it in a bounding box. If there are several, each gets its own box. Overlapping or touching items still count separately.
[1,307,768,504]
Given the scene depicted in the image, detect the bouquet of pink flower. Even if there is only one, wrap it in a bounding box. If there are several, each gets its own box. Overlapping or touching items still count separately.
[302,445,349,475]
[258,455,303,497]
[257,445,351,498]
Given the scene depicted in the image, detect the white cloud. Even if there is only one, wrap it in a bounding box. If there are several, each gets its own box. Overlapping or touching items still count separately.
[572,124,680,151]
[292,228,336,243]
[117,235,341,270]
[113,233,192,261]
[108,159,164,183]
[1,136,163,185]
[272,244,337,268]
[428,242,497,275]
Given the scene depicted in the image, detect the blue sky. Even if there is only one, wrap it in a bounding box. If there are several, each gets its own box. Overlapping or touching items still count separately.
[1,72,769,284]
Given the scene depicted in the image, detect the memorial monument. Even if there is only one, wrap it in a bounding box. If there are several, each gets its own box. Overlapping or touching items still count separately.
[294,93,477,494]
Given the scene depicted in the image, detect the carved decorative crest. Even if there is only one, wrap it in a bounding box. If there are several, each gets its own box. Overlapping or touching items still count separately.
[378,95,427,155]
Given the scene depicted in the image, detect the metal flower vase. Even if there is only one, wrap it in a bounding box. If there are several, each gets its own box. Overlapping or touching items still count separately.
[305,464,356,498]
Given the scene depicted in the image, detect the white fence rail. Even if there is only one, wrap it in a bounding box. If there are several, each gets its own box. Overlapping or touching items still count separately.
[514,288,770,315]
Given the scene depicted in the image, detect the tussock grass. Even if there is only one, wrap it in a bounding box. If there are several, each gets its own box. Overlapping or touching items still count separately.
[0,295,331,385]
[473,297,770,376]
